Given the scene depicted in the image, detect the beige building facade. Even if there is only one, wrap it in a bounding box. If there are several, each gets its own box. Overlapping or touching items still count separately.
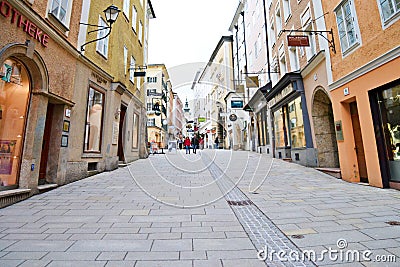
[146,64,170,150]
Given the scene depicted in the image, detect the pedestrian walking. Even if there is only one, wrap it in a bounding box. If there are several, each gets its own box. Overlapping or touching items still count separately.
[184,136,191,154]
[178,136,183,150]
[192,135,199,154]
[199,137,204,150]
[214,136,219,149]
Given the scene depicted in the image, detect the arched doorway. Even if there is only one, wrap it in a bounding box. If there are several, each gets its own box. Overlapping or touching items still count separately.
[0,58,31,189]
[312,89,339,168]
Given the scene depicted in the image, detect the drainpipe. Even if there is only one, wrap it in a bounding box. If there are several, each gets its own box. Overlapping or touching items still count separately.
[262,0,275,158]
[241,11,249,104]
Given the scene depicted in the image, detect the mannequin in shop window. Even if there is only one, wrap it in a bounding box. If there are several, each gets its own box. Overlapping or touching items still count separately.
[389,124,400,160]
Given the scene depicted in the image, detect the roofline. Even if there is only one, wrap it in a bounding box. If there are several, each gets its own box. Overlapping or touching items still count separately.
[228,1,245,31]
[191,69,202,90]
[148,0,156,19]
[199,36,234,81]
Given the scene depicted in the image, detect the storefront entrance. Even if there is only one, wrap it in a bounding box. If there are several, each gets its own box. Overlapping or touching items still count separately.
[350,101,368,183]
[39,103,54,184]
[0,58,30,190]
[371,82,400,188]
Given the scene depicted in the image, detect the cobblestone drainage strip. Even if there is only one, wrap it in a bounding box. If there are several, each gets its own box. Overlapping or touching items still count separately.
[202,154,316,267]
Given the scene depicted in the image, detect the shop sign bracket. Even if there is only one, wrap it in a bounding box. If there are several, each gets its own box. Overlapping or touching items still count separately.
[281,29,336,54]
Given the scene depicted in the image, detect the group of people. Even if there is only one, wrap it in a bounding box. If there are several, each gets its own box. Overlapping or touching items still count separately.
[177,135,220,154]
[177,135,204,154]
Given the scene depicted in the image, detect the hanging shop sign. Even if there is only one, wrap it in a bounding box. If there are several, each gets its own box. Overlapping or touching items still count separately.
[287,35,310,47]
[229,114,238,121]
[0,0,50,47]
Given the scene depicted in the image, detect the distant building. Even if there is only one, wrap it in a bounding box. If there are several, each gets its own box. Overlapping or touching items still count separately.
[193,36,234,149]
[146,64,171,149]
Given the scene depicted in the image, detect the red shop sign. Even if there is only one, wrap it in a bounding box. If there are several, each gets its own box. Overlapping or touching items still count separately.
[0,0,50,47]
[287,35,309,47]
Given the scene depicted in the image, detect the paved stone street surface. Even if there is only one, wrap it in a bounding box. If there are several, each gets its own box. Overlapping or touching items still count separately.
[0,150,399,266]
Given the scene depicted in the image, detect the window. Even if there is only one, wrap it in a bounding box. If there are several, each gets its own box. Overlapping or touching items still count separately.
[289,47,299,71]
[50,0,69,24]
[0,58,30,188]
[335,0,360,53]
[274,106,287,147]
[270,20,276,47]
[288,97,306,148]
[147,118,156,126]
[123,0,130,19]
[123,46,128,75]
[254,41,258,59]
[378,0,400,24]
[132,113,139,149]
[304,24,316,61]
[279,46,287,76]
[84,87,104,152]
[147,89,156,96]
[136,76,141,90]
[132,5,137,32]
[275,5,282,34]
[147,77,157,83]
[96,17,109,57]
[130,56,135,82]
[283,0,291,21]
[257,112,264,146]
[376,84,400,182]
[262,108,269,145]
[138,21,143,44]
[258,33,263,53]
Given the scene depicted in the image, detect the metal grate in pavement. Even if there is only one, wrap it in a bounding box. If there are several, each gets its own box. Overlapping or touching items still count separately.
[227,199,253,206]
[202,153,316,267]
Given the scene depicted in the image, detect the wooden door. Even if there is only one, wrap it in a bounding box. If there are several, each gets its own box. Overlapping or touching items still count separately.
[350,102,368,182]
[39,103,54,184]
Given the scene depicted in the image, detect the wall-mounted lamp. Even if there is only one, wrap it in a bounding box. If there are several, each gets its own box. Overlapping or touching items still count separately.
[80,5,121,52]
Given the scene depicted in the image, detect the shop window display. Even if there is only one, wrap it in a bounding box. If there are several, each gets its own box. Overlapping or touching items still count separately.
[0,59,30,188]
[274,109,287,147]
[379,85,400,182]
[84,88,104,152]
[288,97,306,148]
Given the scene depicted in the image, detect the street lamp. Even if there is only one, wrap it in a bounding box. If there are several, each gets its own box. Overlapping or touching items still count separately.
[80,5,121,52]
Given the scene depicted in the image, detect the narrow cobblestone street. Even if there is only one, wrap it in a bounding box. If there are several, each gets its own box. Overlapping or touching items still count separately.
[0,150,399,266]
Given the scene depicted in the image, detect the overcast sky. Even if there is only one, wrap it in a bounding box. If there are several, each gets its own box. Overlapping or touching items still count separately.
[148,0,239,101]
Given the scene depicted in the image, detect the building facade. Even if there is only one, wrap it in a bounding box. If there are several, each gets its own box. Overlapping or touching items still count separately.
[0,0,85,204]
[75,0,155,177]
[0,0,155,206]
[146,64,170,150]
[322,0,400,188]
[194,36,234,149]
[169,91,184,140]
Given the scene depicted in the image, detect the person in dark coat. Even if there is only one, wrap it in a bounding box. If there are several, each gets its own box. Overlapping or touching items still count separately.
[192,135,199,154]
